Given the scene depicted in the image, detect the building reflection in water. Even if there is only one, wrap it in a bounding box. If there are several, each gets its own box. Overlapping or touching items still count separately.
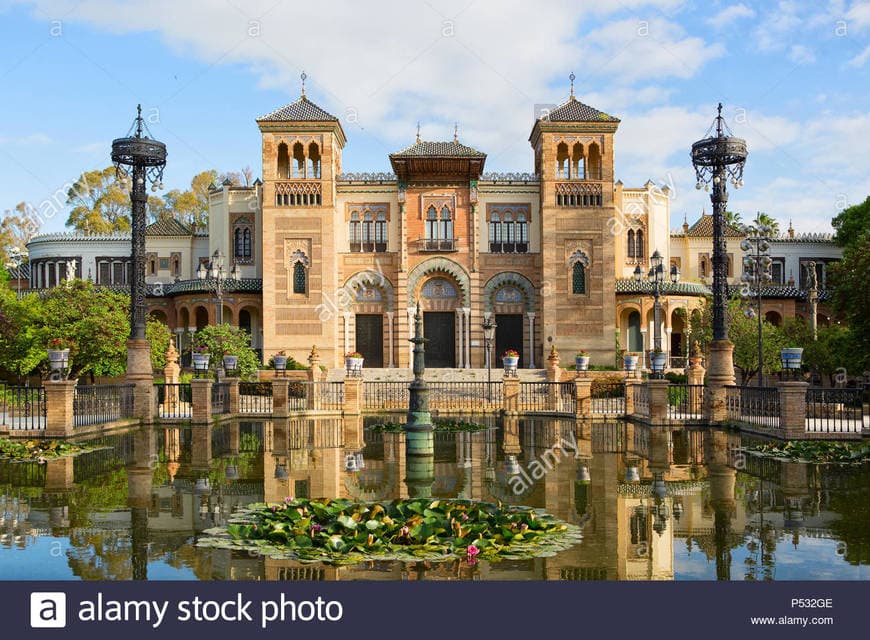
[0,415,866,581]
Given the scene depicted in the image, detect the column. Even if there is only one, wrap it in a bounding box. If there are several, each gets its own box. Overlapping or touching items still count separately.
[386,311,395,368]
[463,307,471,368]
[407,307,415,364]
[456,308,464,368]
[527,312,536,368]
[342,312,352,355]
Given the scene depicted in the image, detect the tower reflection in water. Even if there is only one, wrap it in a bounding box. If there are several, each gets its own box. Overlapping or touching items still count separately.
[1,416,865,581]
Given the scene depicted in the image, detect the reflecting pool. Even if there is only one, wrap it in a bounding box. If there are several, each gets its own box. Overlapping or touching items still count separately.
[1,416,867,580]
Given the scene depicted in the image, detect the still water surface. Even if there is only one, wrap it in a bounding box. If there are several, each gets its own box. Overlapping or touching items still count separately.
[1,417,867,580]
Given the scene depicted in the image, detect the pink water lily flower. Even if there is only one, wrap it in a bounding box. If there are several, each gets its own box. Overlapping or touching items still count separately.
[466,544,480,557]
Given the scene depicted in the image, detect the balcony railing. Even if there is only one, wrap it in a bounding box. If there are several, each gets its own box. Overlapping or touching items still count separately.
[416,238,458,252]
[349,241,388,253]
[555,181,604,207]
[489,242,529,254]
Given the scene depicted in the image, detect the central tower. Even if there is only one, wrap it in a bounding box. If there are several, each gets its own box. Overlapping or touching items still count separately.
[257,80,346,364]
[529,82,620,363]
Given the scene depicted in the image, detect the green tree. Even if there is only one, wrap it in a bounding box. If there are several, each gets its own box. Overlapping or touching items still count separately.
[754,212,780,236]
[724,210,743,227]
[147,317,172,371]
[829,233,870,374]
[1,202,40,263]
[65,167,132,233]
[191,324,259,379]
[39,280,130,378]
[831,195,870,249]
[0,275,43,380]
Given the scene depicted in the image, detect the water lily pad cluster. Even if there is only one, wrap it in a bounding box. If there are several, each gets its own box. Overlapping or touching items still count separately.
[743,441,870,464]
[367,418,491,433]
[0,438,94,463]
[197,498,582,565]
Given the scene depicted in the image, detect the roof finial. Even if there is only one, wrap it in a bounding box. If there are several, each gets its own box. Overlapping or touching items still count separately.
[135,103,143,137]
[569,72,576,99]
[416,121,421,144]
[300,70,307,98]
[453,122,459,143]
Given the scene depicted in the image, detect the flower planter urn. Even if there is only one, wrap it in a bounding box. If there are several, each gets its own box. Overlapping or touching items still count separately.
[575,355,590,371]
[273,355,288,371]
[502,355,519,376]
[623,354,639,372]
[47,348,70,372]
[192,353,210,372]
[222,355,239,372]
[345,356,364,377]
[651,351,667,372]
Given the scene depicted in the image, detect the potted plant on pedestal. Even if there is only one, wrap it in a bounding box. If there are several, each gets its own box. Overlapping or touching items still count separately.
[502,349,520,376]
[623,352,639,372]
[192,345,210,376]
[47,337,73,377]
[272,350,288,372]
[575,350,591,371]
[222,350,239,375]
[650,348,667,373]
[345,351,364,377]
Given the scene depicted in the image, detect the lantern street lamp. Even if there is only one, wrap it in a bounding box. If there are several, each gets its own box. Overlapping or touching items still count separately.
[482,316,497,390]
[112,105,167,386]
[739,217,773,386]
[197,249,241,326]
[633,250,679,378]
[691,103,747,388]
[4,246,27,297]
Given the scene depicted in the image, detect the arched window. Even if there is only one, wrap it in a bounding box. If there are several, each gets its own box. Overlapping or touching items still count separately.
[172,257,180,277]
[349,212,361,252]
[556,142,569,179]
[292,261,307,294]
[572,143,585,179]
[503,212,514,251]
[362,211,374,251]
[572,262,586,294]
[308,142,321,179]
[425,206,438,241]
[489,212,501,252]
[375,212,387,252]
[635,229,644,260]
[277,142,290,178]
[440,206,453,245]
[587,142,602,180]
[233,220,253,262]
[627,311,643,352]
[627,229,636,258]
[516,213,528,252]
[292,142,305,179]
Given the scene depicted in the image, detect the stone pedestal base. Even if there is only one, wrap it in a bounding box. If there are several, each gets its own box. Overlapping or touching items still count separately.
[703,340,735,423]
[126,338,154,422]
[648,379,670,423]
[779,381,809,439]
[574,378,592,418]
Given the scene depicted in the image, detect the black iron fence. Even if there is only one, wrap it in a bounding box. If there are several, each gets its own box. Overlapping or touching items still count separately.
[154,383,192,419]
[73,384,134,427]
[239,382,273,414]
[667,384,705,422]
[211,382,230,415]
[726,386,780,430]
[591,379,626,415]
[518,382,575,414]
[806,387,865,433]
[0,385,46,430]
[313,382,344,411]
[632,384,650,417]
[427,381,503,412]
[363,381,410,410]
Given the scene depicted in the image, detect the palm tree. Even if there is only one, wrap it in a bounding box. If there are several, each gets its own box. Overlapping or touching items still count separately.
[754,212,780,236]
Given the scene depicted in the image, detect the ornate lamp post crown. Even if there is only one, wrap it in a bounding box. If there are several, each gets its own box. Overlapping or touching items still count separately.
[111,104,167,340]
[691,103,747,343]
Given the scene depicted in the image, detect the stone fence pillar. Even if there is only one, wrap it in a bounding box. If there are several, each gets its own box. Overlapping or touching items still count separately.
[272,379,290,418]
[44,380,76,438]
[779,381,809,439]
[575,377,592,418]
[503,377,519,414]
[226,378,240,414]
[190,379,212,424]
[344,378,362,415]
[648,379,670,423]
[624,379,635,417]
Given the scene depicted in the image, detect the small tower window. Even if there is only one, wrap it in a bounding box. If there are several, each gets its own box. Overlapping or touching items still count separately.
[349,212,361,252]
[375,212,387,252]
[572,262,586,294]
[627,230,636,258]
[293,261,307,294]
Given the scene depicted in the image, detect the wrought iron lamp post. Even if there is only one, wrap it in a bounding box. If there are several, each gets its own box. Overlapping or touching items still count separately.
[112,105,166,406]
[482,316,496,390]
[197,249,241,325]
[739,218,773,386]
[5,246,26,297]
[633,250,679,378]
[691,103,747,400]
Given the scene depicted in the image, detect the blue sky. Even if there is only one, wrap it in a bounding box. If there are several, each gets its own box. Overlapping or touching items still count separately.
[1,0,869,235]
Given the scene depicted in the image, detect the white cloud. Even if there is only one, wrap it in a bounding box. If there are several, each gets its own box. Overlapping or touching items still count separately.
[846,1,870,30]
[848,43,870,66]
[706,3,756,28]
[788,44,816,63]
